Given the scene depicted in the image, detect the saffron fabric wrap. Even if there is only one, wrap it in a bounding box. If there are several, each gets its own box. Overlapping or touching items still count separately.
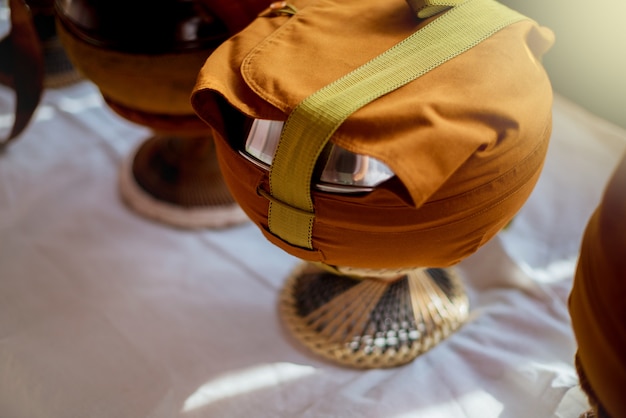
[569,152,626,418]
[191,0,555,269]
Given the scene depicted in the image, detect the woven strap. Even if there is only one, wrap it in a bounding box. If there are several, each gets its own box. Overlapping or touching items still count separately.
[406,0,465,18]
[267,0,528,249]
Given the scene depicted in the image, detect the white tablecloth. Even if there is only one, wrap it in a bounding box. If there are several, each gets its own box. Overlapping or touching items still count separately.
[1,81,625,418]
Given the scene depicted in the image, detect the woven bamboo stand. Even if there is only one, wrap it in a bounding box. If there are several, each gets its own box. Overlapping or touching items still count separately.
[279,262,469,368]
[41,35,82,88]
[119,133,248,229]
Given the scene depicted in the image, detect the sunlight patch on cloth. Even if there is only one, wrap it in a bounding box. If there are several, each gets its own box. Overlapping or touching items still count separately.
[33,92,104,123]
[181,362,317,413]
[391,390,503,418]
[514,257,578,283]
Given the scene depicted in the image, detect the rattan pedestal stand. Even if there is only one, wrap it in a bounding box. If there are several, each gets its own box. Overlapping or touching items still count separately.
[119,133,248,229]
[279,262,469,368]
[108,99,248,229]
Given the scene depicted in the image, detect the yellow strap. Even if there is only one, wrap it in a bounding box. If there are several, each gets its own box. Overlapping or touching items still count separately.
[267,0,528,249]
[406,0,466,18]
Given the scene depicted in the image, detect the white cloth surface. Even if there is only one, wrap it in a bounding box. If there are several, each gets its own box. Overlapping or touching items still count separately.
[1,82,625,418]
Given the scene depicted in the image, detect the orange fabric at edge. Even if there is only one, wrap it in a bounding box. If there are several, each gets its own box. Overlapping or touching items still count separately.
[569,151,626,418]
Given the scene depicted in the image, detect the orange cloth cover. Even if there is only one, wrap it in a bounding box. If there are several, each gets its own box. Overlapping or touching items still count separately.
[569,152,626,418]
[191,0,555,269]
